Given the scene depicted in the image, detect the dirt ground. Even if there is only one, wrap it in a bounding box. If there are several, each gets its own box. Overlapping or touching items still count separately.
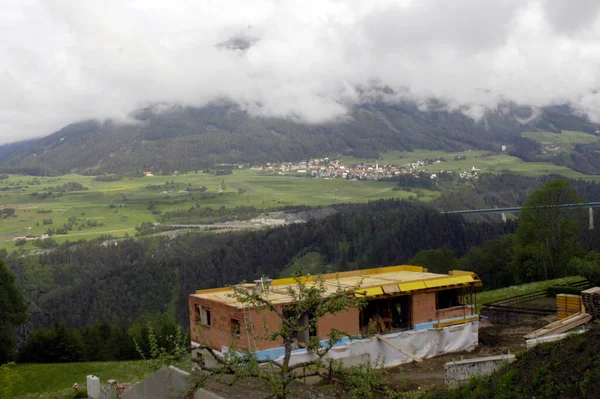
[203,318,553,398]
[386,319,550,391]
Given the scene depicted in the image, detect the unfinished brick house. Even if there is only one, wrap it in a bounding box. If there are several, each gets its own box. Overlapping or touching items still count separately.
[189,265,482,364]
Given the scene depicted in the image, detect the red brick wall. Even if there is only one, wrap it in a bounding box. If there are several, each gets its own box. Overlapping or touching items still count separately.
[411,292,437,324]
[189,296,363,351]
[189,296,243,350]
[191,290,476,351]
[189,296,284,351]
[410,292,474,325]
[436,305,473,321]
[317,308,360,338]
[247,308,284,351]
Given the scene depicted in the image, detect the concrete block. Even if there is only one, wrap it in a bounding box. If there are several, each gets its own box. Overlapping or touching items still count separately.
[86,375,101,399]
[445,354,515,386]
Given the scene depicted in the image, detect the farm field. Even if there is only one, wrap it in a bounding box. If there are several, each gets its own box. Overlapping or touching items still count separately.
[0,170,436,250]
[3,141,599,251]
[342,149,597,179]
[522,130,600,147]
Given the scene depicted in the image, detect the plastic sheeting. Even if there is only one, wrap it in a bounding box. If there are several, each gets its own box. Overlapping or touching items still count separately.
[278,321,479,368]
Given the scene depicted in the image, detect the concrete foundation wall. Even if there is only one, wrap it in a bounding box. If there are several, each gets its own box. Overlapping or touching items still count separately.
[445,354,515,386]
[120,366,222,399]
[480,307,549,325]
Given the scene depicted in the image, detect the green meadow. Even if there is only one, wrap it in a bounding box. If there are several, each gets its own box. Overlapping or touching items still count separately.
[0,170,437,250]
[342,149,596,179]
[475,276,585,312]
[3,140,599,251]
[0,359,190,399]
[522,130,600,147]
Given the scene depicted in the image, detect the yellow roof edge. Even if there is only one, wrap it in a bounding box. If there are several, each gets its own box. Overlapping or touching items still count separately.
[449,270,482,281]
[195,287,231,295]
[194,266,480,297]
[272,265,427,287]
[422,275,479,290]
[354,286,385,298]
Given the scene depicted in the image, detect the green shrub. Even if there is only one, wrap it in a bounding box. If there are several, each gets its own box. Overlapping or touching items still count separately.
[546,286,583,297]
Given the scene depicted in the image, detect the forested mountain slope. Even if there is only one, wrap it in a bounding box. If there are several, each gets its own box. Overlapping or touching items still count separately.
[6,199,513,330]
[0,102,595,175]
[431,174,600,211]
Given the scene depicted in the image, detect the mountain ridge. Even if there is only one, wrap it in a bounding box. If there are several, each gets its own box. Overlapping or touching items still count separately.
[0,101,596,176]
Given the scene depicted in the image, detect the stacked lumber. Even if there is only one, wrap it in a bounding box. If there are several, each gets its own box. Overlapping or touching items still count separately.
[582,287,600,319]
[556,294,582,320]
[524,312,592,340]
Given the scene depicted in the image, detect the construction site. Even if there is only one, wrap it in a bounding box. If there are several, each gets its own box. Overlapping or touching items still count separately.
[189,265,483,367]
[185,266,600,396]
[77,272,600,398]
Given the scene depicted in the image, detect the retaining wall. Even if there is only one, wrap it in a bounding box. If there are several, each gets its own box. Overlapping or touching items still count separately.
[445,354,515,386]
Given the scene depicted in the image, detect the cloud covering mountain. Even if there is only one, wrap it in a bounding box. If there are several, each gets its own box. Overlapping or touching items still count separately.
[1,0,600,143]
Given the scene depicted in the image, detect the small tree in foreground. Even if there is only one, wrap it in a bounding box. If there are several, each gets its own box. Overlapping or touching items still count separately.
[512,179,586,282]
[0,260,28,364]
[192,272,367,399]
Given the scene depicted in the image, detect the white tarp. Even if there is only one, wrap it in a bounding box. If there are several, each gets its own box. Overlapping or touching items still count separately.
[279,321,479,368]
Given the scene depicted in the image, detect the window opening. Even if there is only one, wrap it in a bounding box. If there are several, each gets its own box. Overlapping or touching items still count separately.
[197,305,211,326]
[231,319,241,336]
[359,295,411,335]
[437,288,464,309]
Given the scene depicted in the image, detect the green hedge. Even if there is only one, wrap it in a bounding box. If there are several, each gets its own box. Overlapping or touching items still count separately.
[546,286,583,297]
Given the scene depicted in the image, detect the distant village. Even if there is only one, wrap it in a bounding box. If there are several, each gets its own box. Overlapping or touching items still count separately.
[248,156,480,181]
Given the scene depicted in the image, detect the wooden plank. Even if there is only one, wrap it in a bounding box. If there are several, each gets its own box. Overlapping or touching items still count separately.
[582,287,600,294]
[524,313,587,339]
[540,315,592,337]
[376,335,423,363]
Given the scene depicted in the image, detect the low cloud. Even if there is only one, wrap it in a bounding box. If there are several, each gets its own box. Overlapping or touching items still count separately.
[1,0,599,143]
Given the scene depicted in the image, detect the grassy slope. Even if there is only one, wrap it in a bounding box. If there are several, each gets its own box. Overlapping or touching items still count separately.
[476,276,585,312]
[2,277,587,398]
[342,149,593,179]
[0,170,438,250]
[446,326,600,399]
[2,142,598,251]
[523,130,600,146]
[0,359,192,399]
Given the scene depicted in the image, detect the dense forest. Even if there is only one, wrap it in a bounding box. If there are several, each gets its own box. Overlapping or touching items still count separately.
[6,179,600,364]
[430,173,600,211]
[5,199,513,335]
[7,175,600,334]
[0,102,596,175]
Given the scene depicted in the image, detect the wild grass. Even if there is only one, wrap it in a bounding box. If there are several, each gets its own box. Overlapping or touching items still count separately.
[476,276,586,312]
[522,130,599,146]
[0,359,191,399]
[0,171,438,250]
[342,149,593,179]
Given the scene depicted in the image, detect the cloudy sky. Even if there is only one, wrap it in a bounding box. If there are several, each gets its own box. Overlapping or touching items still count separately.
[1,0,600,144]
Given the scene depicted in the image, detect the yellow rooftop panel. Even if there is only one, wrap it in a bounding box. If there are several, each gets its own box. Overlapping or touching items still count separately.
[424,275,475,289]
[399,281,427,292]
[355,286,384,298]
[191,265,481,307]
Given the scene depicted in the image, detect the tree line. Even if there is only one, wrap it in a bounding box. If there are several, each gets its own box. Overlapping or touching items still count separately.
[4,199,511,337]
[410,179,600,289]
[4,181,600,366]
